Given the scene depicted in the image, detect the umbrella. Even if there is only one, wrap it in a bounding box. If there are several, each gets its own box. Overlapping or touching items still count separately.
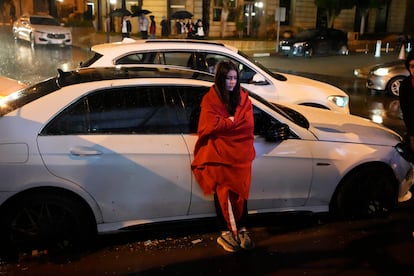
[131,9,152,17]
[110,8,132,17]
[171,10,193,19]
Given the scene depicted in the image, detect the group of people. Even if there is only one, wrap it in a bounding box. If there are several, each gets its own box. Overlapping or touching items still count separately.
[120,14,205,40]
[121,14,156,39]
[175,18,205,39]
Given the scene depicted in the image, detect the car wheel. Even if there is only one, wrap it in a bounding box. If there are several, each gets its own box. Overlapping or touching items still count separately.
[386,76,405,97]
[338,45,349,55]
[0,190,96,257]
[330,164,398,219]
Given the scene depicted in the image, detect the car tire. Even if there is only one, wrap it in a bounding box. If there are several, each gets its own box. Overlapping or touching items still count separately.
[386,76,405,97]
[330,164,398,219]
[0,190,96,257]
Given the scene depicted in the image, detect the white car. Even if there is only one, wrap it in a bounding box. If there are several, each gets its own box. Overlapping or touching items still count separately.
[12,14,72,47]
[80,39,349,113]
[0,66,412,255]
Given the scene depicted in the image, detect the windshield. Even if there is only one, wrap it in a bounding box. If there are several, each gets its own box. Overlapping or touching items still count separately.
[79,52,103,68]
[237,50,287,81]
[30,16,60,26]
[248,91,309,129]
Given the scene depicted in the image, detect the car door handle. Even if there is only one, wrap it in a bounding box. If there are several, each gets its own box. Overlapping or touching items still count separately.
[70,146,103,156]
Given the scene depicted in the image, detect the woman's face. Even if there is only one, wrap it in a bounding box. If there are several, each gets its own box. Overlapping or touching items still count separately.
[225,70,237,92]
[409,60,414,76]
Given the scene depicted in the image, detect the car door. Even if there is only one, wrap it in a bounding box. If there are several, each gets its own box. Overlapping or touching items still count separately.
[37,85,192,224]
[179,89,313,215]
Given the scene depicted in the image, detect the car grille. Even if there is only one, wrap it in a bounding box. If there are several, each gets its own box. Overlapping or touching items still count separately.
[47,33,66,39]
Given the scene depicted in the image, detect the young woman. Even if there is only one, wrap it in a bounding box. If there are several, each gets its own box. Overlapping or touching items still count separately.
[191,60,256,252]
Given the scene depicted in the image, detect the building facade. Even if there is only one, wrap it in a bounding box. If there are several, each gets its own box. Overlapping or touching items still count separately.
[2,0,412,38]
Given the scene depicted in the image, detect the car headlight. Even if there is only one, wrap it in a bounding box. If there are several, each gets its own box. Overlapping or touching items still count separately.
[373,68,389,76]
[328,95,348,108]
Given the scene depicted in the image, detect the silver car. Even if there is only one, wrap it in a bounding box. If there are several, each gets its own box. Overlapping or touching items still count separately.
[12,14,72,47]
[366,60,409,96]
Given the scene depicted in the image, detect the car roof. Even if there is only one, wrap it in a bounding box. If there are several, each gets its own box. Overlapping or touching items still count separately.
[90,39,239,54]
[0,65,216,117]
[56,65,215,87]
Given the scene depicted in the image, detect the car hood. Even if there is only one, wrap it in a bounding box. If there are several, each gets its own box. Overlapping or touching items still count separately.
[32,24,70,33]
[291,105,401,146]
[371,60,405,71]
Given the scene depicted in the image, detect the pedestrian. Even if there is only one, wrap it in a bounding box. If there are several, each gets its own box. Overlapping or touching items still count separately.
[176,19,186,38]
[9,2,16,23]
[121,15,132,38]
[149,15,156,39]
[186,19,195,38]
[195,19,205,39]
[160,16,170,37]
[191,60,256,253]
[139,14,148,39]
[399,50,414,155]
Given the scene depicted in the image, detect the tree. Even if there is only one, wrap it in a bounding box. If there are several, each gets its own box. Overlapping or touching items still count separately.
[314,0,355,28]
[354,0,390,35]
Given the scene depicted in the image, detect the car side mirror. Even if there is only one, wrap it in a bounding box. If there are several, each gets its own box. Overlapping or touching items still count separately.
[251,73,267,85]
[265,123,290,142]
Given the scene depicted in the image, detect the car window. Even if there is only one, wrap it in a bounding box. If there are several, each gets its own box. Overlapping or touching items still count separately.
[30,16,60,26]
[198,52,258,83]
[41,85,211,135]
[115,51,193,67]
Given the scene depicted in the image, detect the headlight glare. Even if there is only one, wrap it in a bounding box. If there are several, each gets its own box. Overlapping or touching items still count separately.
[373,68,389,76]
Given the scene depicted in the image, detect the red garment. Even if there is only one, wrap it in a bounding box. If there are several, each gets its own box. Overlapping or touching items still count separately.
[191,85,255,198]
[191,86,255,231]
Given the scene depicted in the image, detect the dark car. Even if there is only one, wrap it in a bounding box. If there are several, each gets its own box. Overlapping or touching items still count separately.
[279,28,349,57]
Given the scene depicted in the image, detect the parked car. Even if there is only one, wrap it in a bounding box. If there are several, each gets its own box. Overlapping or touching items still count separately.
[79,39,350,113]
[12,14,72,47]
[366,60,409,96]
[0,65,412,255]
[279,28,349,57]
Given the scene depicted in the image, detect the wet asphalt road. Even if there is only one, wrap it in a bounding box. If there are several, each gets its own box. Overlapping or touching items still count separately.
[1,26,414,275]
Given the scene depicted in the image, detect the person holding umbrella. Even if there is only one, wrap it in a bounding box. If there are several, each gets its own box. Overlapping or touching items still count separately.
[121,15,132,38]
[139,13,149,39]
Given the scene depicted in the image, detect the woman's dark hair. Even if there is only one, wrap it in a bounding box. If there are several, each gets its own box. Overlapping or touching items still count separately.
[405,50,414,71]
[214,60,241,115]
